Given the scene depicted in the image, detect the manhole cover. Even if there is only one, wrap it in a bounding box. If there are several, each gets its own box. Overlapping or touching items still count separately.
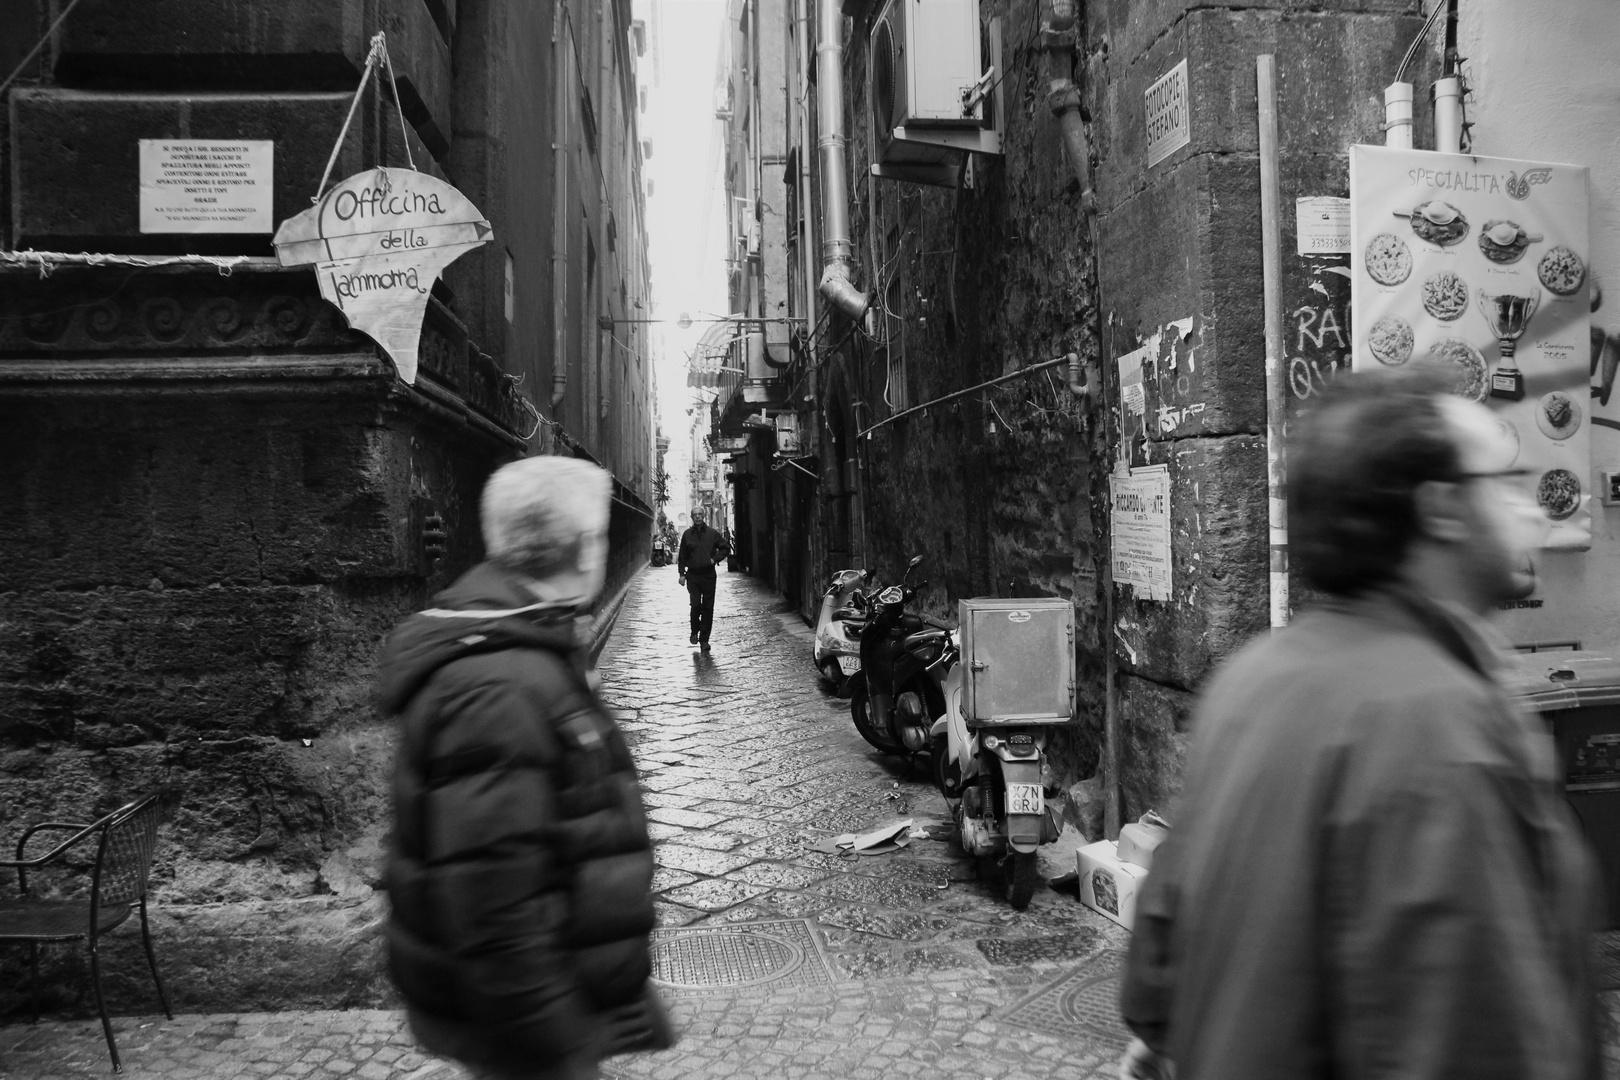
[649,918,835,995]
[995,949,1132,1046]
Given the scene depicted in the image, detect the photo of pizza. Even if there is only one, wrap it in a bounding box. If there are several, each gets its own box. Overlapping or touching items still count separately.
[1478,219,1538,264]
[1422,271,1471,321]
[1402,200,1470,246]
[1091,869,1119,916]
[1367,314,1415,366]
[1538,245,1586,296]
[1537,468,1582,521]
[1536,390,1582,441]
[1425,339,1489,402]
[1365,233,1413,286]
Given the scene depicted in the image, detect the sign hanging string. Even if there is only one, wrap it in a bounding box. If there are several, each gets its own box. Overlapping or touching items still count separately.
[312,32,418,204]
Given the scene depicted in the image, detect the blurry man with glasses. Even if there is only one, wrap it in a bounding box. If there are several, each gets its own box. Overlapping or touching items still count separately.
[1119,371,1600,1079]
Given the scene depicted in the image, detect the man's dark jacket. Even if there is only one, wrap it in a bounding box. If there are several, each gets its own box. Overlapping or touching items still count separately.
[676,523,729,574]
[1121,587,1600,1079]
[379,562,667,1075]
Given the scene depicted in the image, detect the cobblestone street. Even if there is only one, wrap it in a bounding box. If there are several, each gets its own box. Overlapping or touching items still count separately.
[6,566,1620,1078]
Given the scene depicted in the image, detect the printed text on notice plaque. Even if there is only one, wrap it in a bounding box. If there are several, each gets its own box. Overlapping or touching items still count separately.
[139,140,273,234]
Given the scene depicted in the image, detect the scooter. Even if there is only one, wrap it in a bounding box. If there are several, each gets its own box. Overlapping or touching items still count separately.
[930,602,1068,910]
[849,556,953,757]
[651,538,670,567]
[813,568,868,697]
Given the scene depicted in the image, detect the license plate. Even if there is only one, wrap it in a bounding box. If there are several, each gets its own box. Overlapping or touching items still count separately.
[837,656,862,675]
[1006,783,1044,815]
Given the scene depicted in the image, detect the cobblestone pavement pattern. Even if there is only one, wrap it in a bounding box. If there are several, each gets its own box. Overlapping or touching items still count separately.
[6,568,1620,1078]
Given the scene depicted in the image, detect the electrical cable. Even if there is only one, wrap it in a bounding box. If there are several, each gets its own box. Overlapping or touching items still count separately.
[0,0,88,99]
[1395,2,1449,83]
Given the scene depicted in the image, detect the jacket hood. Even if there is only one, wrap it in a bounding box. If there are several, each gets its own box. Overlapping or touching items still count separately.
[377,561,582,715]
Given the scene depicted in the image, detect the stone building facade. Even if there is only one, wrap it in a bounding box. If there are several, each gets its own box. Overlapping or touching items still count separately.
[0,0,654,1013]
[713,0,1437,833]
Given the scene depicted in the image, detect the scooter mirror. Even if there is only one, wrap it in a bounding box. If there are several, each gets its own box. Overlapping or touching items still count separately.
[908,555,924,568]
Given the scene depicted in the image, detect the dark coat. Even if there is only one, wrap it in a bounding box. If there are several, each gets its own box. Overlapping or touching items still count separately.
[676,523,729,574]
[1121,587,1601,1080]
[379,562,667,1076]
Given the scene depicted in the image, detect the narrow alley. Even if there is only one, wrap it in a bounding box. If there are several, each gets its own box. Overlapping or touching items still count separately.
[593,567,1132,1080]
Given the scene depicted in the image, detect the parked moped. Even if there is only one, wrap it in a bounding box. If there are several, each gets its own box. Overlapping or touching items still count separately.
[848,556,953,757]
[651,537,670,567]
[930,597,1071,909]
[813,568,868,697]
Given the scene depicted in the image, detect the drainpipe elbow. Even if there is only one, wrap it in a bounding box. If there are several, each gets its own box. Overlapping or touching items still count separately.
[1065,351,1095,404]
[818,261,872,327]
[551,374,567,409]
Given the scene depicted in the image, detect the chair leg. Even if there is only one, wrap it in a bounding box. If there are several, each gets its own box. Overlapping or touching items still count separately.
[28,942,39,1024]
[138,899,172,1020]
[88,938,121,1073]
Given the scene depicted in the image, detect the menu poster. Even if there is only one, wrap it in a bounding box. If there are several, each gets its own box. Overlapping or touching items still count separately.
[1350,146,1592,549]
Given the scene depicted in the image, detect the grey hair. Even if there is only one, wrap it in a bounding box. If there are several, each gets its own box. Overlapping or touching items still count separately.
[480,456,611,576]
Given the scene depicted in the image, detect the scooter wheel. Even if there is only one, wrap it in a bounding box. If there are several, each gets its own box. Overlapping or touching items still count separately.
[931,734,961,799]
[849,676,903,754]
[1005,850,1038,910]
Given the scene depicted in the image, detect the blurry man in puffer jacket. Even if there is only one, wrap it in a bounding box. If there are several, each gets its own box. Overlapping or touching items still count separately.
[379,456,672,1080]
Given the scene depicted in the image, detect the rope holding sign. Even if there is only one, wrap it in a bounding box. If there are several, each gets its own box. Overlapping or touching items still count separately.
[311,32,418,205]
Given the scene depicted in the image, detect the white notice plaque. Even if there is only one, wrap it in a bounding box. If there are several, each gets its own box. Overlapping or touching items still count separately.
[1110,465,1172,601]
[1144,60,1190,169]
[139,140,273,233]
[1296,196,1351,256]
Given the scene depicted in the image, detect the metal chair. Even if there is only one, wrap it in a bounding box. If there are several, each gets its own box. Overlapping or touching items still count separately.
[0,790,173,1072]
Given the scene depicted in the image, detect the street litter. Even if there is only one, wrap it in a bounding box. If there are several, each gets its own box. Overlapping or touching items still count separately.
[808,818,914,856]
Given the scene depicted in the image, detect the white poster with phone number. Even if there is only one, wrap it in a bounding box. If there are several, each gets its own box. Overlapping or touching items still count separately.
[1350,145,1591,549]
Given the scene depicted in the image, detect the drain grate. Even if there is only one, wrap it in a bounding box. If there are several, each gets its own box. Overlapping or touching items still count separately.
[995,949,1132,1047]
[650,918,835,995]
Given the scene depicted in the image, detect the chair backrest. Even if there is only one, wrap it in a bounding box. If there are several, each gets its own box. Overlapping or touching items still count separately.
[91,791,163,911]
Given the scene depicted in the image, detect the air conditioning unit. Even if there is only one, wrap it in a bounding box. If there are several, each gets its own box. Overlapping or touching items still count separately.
[869,0,1002,186]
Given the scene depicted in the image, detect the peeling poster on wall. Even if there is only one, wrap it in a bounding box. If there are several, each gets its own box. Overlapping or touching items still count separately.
[1111,465,1171,601]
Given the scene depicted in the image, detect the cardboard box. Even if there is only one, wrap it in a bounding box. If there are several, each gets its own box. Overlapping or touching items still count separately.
[1077,840,1151,929]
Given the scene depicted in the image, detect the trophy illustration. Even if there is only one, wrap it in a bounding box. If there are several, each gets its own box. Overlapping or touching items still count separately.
[1477,289,1539,401]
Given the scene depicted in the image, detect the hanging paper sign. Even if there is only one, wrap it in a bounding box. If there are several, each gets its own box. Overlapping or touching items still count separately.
[1349,146,1591,549]
[273,167,492,384]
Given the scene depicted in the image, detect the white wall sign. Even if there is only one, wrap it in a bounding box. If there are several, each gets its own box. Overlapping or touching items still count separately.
[272,167,492,384]
[139,140,273,233]
[1296,196,1351,256]
[1144,60,1190,169]
[1111,465,1172,601]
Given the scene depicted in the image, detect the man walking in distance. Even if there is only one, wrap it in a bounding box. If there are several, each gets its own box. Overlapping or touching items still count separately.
[677,511,729,649]
[379,457,672,1080]
[1119,373,1600,1079]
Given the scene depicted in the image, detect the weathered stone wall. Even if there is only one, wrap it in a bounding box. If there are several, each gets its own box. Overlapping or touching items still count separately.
[0,375,508,1016]
[1083,0,1435,819]
[820,0,1109,803]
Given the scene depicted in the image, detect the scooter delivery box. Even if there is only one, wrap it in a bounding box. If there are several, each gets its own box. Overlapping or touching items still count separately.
[958,597,1075,726]
[1077,839,1150,930]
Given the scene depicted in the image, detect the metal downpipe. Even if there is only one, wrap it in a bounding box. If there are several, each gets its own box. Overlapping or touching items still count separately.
[814,0,870,325]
